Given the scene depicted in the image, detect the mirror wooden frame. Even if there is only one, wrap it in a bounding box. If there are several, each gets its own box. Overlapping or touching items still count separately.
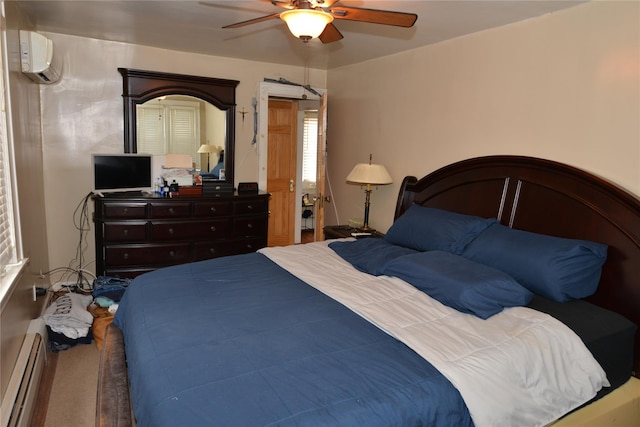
[118,68,239,186]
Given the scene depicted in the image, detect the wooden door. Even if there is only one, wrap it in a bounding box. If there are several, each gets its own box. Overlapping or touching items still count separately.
[267,100,297,247]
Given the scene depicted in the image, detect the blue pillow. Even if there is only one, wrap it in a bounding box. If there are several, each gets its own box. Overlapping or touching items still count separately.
[382,251,532,319]
[329,239,418,276]
[384,205,497,254]
[461,224,608,302]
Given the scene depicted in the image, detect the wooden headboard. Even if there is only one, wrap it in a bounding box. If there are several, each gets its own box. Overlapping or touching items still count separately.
[395,155,640,376]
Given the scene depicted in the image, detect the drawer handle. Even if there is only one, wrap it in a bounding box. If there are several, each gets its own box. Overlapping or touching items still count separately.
[169,228,174,234]
[247,223,253,229]
[209,248,216,254]
[123,253,129,260]
[123,208,128,214]
[246,244,253,250]
[169,251,175,258]
[169,208,175,214]
[210,225,216,232]
[210,206,217,213]
[123,229,128,236]
[247,204,253,210]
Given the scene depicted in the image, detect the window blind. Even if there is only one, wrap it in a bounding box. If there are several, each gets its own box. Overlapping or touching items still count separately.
[168,106,199,155]
[302,112,318,183]
[136,103,199,157]
[0,47,17,272]
[136,104,166,155]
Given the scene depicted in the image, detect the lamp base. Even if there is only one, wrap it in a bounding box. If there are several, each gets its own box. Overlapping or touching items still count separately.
[358,224,376,233]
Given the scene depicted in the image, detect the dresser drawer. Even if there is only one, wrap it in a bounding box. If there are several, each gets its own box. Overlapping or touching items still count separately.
[234,198,268,214]
[103,202,148,219]
[149,221,196,240]
[150,219,231,240]
[194,201,232,217]
[149,201,191,218]
[104,267,154,279]
[191,219,232,239]
[232,237,267,254]
[193,241,235,261]
[233,216,267,237]
[105,243,191,267]
[103,222,147,242]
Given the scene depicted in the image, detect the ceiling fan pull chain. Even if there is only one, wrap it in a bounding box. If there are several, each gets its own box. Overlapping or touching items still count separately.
[304,44,310,89]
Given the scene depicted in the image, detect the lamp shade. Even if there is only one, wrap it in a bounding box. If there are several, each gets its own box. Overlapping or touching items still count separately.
[197,144,219,154]
[346,163,393,185]
[280,9,333,40]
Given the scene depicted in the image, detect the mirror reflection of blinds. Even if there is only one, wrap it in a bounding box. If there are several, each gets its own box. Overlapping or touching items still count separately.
[136,102,201,159]
[302,111,318,183]
[137,104,166,155]
[169,107,199,156]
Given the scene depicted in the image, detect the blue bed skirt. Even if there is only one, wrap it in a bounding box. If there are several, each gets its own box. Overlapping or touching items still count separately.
[114,253,473,427]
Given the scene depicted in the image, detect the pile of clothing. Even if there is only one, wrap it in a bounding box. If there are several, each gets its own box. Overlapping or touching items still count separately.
[90,276,131,349]
[43,292,94,351]
[42,276,132,351]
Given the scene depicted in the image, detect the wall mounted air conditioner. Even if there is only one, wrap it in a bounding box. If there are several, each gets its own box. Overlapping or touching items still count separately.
[19,30,61,84]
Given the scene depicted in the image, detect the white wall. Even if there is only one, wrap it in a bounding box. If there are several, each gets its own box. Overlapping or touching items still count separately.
[325,0,639,232]
[39,33,326,275]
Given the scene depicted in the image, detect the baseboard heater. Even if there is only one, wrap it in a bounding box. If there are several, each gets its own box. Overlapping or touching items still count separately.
[1,319,47,427]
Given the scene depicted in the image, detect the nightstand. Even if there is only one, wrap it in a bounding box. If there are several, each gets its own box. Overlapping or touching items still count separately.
[323,225,385,240]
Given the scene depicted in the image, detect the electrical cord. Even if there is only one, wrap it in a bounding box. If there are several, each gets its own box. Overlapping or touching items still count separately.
[34,192,96,294]
[40,266,96,293]
[68,192,93,290]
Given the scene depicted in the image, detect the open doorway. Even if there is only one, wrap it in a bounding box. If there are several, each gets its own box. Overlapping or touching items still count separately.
[257,82,327,246]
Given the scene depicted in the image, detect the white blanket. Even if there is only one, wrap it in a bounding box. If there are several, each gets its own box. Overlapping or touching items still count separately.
[260,240,609,427]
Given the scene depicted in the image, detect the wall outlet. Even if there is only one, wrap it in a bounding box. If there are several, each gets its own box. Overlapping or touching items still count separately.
[32,284,48,301]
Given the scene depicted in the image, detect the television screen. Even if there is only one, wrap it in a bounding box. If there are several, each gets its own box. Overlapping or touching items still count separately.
[92,154,153,193]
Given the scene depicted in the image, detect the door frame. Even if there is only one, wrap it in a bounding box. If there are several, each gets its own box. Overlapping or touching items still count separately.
[257,82,326,189]
[257,82,327,242]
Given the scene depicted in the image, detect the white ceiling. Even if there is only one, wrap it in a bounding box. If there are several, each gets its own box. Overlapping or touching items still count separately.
[15,0,588,70]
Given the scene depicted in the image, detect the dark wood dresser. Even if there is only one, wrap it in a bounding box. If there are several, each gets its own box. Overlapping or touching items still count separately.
[93,192,270,278]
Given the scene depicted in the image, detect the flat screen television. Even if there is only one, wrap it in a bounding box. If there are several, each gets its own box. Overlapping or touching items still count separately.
[92,153,153,194]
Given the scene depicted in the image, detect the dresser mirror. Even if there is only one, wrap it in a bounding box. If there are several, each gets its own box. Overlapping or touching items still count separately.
[119,68,239,185]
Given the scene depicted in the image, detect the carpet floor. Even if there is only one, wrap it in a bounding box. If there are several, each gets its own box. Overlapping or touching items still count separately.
[44,343,100,427]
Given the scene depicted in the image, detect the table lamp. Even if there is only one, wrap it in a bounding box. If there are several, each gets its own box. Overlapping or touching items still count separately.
[197,144,219,172]
[346,155,393,231]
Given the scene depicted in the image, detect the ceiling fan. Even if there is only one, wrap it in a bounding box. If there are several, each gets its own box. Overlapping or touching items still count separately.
[223,0,418,43]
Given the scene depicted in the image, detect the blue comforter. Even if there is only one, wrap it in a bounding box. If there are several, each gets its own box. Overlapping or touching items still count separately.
[114,253,473,427]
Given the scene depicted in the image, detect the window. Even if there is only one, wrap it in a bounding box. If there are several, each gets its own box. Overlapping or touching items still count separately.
[0,24,25,303]
[301,111,318,183]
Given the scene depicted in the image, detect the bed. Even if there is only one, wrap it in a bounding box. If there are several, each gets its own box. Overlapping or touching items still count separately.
[96,155,639,427]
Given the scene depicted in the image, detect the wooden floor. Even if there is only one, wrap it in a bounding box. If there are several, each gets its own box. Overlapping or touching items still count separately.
[301,229,315,244]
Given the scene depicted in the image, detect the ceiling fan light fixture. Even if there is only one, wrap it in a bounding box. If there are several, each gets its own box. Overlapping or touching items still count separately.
[280,9,333,41]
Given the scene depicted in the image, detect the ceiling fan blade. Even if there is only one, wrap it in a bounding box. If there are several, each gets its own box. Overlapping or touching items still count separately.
[318,0,341,7]
[270,0,294,9]
[330,6,417,27]
[222,13,281,29]
[318,23,343,43]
